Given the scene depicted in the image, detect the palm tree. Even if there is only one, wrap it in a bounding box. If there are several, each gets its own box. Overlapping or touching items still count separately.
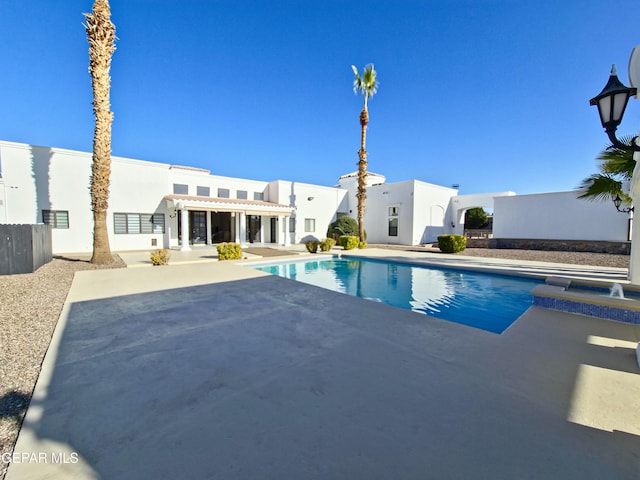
[577,136,636,206]
[352,64,379,242]
[85,0,116,264]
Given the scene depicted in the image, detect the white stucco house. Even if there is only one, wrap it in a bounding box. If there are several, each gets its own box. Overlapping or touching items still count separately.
[0,140,630,254]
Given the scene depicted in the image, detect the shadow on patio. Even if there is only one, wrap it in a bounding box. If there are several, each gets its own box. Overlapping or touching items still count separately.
[6,270,640,479]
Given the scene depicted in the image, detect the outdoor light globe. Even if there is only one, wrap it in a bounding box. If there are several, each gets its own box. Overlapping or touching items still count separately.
[614,194,623,209]
[590,65,637,130]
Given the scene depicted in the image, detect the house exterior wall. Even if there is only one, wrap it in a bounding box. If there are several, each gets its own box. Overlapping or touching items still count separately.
[2,139,632,253]
[413,181,459,244]
[268,180,348,243]
[364,180,458,245]
[365,181,414,244]
[493,191,629,241]
[337,172,386,219]
[0,142,98,253]
[110,157,172,252]
[166,167,271,247]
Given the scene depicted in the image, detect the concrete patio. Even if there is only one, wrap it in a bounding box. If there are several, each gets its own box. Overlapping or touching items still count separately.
[6,249,640,479]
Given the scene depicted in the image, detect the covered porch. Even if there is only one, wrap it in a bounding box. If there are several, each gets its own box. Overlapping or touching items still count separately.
[164,194,294,251]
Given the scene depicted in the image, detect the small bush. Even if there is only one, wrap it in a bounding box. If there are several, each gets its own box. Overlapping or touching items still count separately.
[216,242,242,260]
[358,241,367,249]
[437,235,467,253]
[305,240,320,253]
[150,248,170,266]
[319,238,336,252]
[339,235,359,250]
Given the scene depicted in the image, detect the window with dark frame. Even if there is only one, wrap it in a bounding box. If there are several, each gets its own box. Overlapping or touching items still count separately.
[114,213,165,234]
[196,186,210,197]
[237,190,248,200]
[253,192,264,201]
[217,188,230,198]
[42,210,69,229]
[289,217,296,233]
[388,217,398,236]
[388,206,399,236]
[173,184,188,195]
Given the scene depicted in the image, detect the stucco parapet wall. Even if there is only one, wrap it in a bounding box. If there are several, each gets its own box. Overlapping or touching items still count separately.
[338,171,385,180]
[164,194,293,216]
[169,164,210,174]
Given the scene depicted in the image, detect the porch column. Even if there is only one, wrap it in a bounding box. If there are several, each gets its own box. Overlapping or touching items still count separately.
[276,216,284,245]
[206,211,212,246]
[179,205,191,251]
[239,212,247,247]
[282,216,291,246]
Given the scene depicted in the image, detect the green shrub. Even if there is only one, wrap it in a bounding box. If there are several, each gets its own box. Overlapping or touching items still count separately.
[327,217,365,241]
[216,242,242,260]
[339,235,359,250]
[358,241,367,249]
[437,235,467,253]
[150,248,170,266]
[319,238,336,252]
[305,240,320,253]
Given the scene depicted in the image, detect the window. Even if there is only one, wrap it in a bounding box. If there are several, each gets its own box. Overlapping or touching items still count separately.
[217,188,230,198]
[388,217,398,237]
[388,205,399,236]
[196,186,210,197]
[253,192,264,201]
[304,218,315,233]
[173,184,188,195]
[289,217,296,233]
[42,210,69,229]
[114,213,165,234]
[237,190,248,200]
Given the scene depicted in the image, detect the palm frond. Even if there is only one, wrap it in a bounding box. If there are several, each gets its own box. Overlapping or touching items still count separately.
[576,174,626,202]
[362,64,379,97]
[351,65,362,94]
[596,135,636,178]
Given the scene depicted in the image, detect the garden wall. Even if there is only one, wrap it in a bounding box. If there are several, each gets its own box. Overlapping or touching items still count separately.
[487,238,630,254]
[493,191,628,242]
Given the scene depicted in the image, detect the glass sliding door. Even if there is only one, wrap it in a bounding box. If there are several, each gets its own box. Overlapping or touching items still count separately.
[270,217,277,243]
[189,211,207,245]
[211,212,234,243]
[246,215,261,243]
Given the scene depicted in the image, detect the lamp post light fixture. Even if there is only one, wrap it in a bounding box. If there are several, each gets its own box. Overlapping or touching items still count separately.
[589,65,639,152]
[591,55,640,284]
[613,194,634,213]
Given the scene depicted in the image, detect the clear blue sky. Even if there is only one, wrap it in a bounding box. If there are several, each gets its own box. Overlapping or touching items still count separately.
[1,0,639,195]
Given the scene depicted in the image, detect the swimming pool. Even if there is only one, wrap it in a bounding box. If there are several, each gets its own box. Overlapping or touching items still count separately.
[253,257,542,333]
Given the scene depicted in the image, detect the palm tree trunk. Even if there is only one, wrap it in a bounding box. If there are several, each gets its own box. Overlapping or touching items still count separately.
[356,107,369,242]
[85,0,116,264]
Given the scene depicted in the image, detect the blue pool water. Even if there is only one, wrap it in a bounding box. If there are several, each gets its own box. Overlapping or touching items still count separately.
[253,257,542,333]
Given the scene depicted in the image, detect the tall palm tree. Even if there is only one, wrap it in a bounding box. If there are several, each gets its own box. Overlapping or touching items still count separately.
[352,64,379,242]
[85,0,116,264]
[577,136,636,206]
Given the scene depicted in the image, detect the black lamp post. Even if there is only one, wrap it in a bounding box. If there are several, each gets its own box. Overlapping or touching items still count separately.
[590,65,639,152]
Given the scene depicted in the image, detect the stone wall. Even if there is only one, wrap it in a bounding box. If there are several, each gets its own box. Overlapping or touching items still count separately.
[481,238,630,255]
